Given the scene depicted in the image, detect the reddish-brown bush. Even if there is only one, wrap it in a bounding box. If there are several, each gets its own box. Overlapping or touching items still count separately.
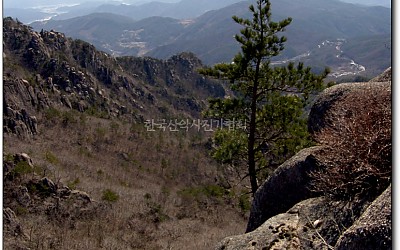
[309,87,391,200]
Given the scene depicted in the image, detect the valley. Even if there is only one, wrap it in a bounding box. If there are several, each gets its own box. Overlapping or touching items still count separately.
[21,0,390,80]
[272,38,367,78]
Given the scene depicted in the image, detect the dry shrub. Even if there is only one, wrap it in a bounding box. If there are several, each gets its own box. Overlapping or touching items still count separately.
[309,86,391,200]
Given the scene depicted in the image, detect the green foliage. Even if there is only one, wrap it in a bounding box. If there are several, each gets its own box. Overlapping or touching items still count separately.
[4,153,15,162]
[45,151,59,165]
[143,193,169,223]
[27,181,53,197]
[102,189,120,202]
[43,108,82,127]
[238,193,251,213]
[212,129,247,165]
[44,107,62,123]
[144,193,152,200]
[95,127,107,138]
[178,185,226,200]
[109,121,120,134]
[160,158,169,170]
[85,106,109,119]
[147,201,169,223]
[67,178,80,189]
[62,110,79,127]
[203,185,226,198]
[200,0,329,194]
[15,205,28,216]
[11,161,34,176]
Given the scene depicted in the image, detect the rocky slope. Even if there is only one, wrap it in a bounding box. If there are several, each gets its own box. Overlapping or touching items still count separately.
[216,68,392,249]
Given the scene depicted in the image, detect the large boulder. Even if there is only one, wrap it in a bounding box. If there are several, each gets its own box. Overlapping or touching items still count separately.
[308,81,391,140]
[246,146,327,232]
[335,185,392,250]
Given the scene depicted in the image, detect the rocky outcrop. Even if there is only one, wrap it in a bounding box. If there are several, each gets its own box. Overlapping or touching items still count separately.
[3,106,38,138]
[246,146,327,232]
[3,18,226,139]
[3,78,47,138]
[218,197,370,250]
[335,185,391,250]
[3,153,34,176]
[3,152,101,245]
[3,207,29,250]
[217,68,392,249]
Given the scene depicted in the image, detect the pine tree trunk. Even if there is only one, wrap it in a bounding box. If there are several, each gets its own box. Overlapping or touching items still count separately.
[248,124,258,195]
[248,62,261,196]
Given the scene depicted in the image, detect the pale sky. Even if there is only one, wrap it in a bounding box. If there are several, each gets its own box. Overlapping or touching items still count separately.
[4,0,180,9]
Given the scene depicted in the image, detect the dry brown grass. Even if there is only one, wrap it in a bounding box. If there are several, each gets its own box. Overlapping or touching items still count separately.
[309,86,391,200]
[3,108,248,249]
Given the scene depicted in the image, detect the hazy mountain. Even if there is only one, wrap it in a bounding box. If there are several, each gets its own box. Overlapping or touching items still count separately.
[4,8,52,24]
[31,0,391,77]
[3,1,111,23]
[339,0,391,8]
[4,0,243,23]
[91,0,244,20]
[3,0,178,9]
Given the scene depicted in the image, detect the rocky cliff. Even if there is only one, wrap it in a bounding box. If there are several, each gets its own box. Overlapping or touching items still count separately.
[216,68,392,249]
[3,17,225,140]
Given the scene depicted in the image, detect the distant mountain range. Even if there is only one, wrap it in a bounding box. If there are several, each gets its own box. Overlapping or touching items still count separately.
[4,0,244,23]
[27,0,391,77]
[339,0,391,8]
[5,0,391,25]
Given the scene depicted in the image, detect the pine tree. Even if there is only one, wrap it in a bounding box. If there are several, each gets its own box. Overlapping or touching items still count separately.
[200,0,330,195]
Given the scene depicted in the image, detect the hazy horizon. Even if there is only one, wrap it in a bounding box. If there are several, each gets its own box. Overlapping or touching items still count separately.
[4,0,391,9]
[4,0,181,9]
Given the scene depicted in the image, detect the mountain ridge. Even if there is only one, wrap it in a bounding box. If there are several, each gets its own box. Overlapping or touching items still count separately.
[29,0,391,77]
[3,17,225,122]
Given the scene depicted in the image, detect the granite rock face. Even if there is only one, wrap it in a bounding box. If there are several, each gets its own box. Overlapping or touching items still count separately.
[246,146,327,233]
[218,197,371,250]
[335,185,392,250]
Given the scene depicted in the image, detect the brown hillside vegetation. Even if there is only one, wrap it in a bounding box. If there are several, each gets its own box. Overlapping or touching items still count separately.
[4,114,248,249]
